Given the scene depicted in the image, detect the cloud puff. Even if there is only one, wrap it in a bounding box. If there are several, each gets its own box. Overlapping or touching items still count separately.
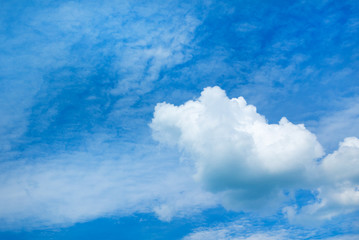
[151,86,359,219]
[315,98,359,151]
[286,137,359,224]
[151,86,324,211]
[321,137,359,183]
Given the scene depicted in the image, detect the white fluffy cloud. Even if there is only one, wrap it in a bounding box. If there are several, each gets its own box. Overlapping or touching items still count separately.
[314,97,359,151]
[321,137,359,183]
[151,86,359,219]
[151,86,323,211]
[286,137,359,224]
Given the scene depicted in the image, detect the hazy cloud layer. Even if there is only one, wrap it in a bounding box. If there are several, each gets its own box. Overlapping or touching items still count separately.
[0,144,217,230]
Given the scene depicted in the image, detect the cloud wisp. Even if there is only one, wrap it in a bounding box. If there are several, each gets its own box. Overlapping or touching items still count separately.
[151,86,359,222]
[0,143,217,230]
[183,218,359,240]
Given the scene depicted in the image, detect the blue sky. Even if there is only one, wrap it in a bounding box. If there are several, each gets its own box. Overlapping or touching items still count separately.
[0,0,359,239]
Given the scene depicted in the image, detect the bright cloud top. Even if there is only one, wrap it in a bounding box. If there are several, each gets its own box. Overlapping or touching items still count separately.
[151,86,359,220]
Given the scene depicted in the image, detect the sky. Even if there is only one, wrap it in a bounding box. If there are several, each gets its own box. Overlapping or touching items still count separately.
[0,0,359,239]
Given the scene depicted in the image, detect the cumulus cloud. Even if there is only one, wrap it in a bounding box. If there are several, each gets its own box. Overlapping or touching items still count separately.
[315,98,359,151]
[286,137,359,224]
[151,86,359,220]
[321,137,359,183]
[151,86,323,211]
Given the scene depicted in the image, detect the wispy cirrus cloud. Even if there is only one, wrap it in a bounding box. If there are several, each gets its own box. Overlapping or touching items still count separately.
[0,0,203,157]
[0,138,217,230]
[183,218,359,240]
[0,0,210,230]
